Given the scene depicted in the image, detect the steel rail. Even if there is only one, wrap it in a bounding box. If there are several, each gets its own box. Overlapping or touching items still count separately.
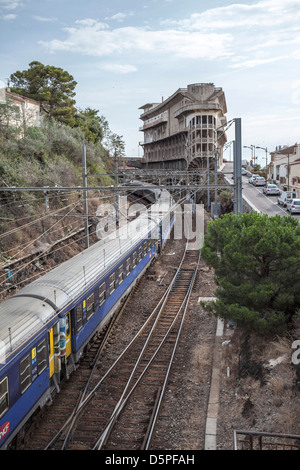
[44,239,189,450]
[60,290,131,450]
[93,251,199,450]
[44,282,170,450]
[142,260,199,450]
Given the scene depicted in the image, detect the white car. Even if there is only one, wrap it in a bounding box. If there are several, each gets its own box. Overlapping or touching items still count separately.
[249,174,260,184]
[286,199,300,214]
[278,190,297,207]
[263,184,280,195]
[253,176,266,187]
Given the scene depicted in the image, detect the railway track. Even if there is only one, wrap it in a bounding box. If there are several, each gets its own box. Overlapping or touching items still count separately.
[24,241,199,450]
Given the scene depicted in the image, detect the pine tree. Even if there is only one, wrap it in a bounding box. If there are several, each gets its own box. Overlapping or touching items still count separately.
[201,212,300,333]
[10,61,77,126]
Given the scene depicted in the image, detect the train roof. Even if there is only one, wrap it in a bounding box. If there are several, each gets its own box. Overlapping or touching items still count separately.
[126,180,162,203]
[0,198,174,365]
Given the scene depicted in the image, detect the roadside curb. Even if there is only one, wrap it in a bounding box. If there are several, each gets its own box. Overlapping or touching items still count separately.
[204,317,224,450]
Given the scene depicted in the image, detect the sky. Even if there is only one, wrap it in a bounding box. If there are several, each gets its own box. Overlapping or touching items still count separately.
[1,0,300,166]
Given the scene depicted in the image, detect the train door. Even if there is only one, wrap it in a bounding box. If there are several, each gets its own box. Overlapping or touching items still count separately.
[48,322,60,377]
[48,327,54,378]
[65,312,72,358]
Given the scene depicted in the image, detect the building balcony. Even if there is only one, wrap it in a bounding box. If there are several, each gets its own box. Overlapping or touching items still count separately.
[174,103,220,119]
[139,111,168,131]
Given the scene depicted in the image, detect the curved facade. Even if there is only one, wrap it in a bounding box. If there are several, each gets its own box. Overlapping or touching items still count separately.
[139,83,227,170]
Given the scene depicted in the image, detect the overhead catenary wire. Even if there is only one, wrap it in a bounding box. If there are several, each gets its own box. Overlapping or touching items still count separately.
[0,201,82,287]
[0,184,180,258]
[0,195,180,361]
[0,187,188,295]
[0,187,161,259]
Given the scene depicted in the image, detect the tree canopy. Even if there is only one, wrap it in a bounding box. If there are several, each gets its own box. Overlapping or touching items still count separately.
[74,107,104,144]
[201,212,300,333]
[10,61,77,126]
[8,61,126,158]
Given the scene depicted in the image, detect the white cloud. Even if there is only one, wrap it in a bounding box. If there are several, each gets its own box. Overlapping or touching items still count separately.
[292,80,300,104]
[230,56,286,69]
[39,0,300,70]
[160,0,300,67]
[40,20,233,60]
[75,18,108,28]
[2,12,16,19]
[33,15,57,22]
[164,0,300,31]
[0,0,22,10]
[106,11,134,22]
[99,63,137,74]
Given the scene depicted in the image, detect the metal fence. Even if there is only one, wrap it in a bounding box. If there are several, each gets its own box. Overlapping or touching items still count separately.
[233,430,300,450]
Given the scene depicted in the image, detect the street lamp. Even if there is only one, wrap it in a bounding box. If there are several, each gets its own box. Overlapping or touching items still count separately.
[256,146,268,181]
[256,146,268,168]
[243,145,256,166]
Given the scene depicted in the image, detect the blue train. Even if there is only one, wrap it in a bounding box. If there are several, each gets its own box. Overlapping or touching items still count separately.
[0,192,176,449]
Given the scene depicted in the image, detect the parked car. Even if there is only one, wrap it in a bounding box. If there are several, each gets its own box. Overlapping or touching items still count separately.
[286,199,300,214]
[242,168,247,175]
[263,184,280,195]
[249,174,260,184]
[277,190,297,207]
[253,176,266,186]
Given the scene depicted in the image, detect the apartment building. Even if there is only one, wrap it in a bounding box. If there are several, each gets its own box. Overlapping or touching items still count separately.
[268,144,300,196]
[3,88,41,128]
[139,83,227,170]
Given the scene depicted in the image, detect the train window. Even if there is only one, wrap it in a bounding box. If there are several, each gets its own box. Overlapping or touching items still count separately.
[0,377,9,419]
[118,265,124,284]
[65,313,71,337]
[138,246,143,262]
[132,252,137,268]
[126,258,131,276]
[109,273,115,294]
[99,282,106,306]
[76,303,83,332]
[86,293,95,320]
[37,339,47,375]
[20,354,32,394]
[143,241,147,254]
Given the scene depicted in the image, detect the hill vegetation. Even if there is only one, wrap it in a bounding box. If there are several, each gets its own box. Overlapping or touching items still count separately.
[0,60,124,217]
[0,61,124,285]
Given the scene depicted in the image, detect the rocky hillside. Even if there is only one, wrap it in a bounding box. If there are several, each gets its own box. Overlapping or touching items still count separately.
[0,116,115,299]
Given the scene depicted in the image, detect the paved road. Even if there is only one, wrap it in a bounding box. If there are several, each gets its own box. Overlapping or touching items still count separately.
[222,163,300,220]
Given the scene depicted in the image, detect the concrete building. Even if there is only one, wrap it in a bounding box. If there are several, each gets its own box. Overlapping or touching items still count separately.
[268,144,300,195]
[139,83,227,170]
[289,158,300,197]
[3,88,41,129]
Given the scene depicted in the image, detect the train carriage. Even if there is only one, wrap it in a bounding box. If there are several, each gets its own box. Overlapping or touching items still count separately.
[0,196,176,449]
